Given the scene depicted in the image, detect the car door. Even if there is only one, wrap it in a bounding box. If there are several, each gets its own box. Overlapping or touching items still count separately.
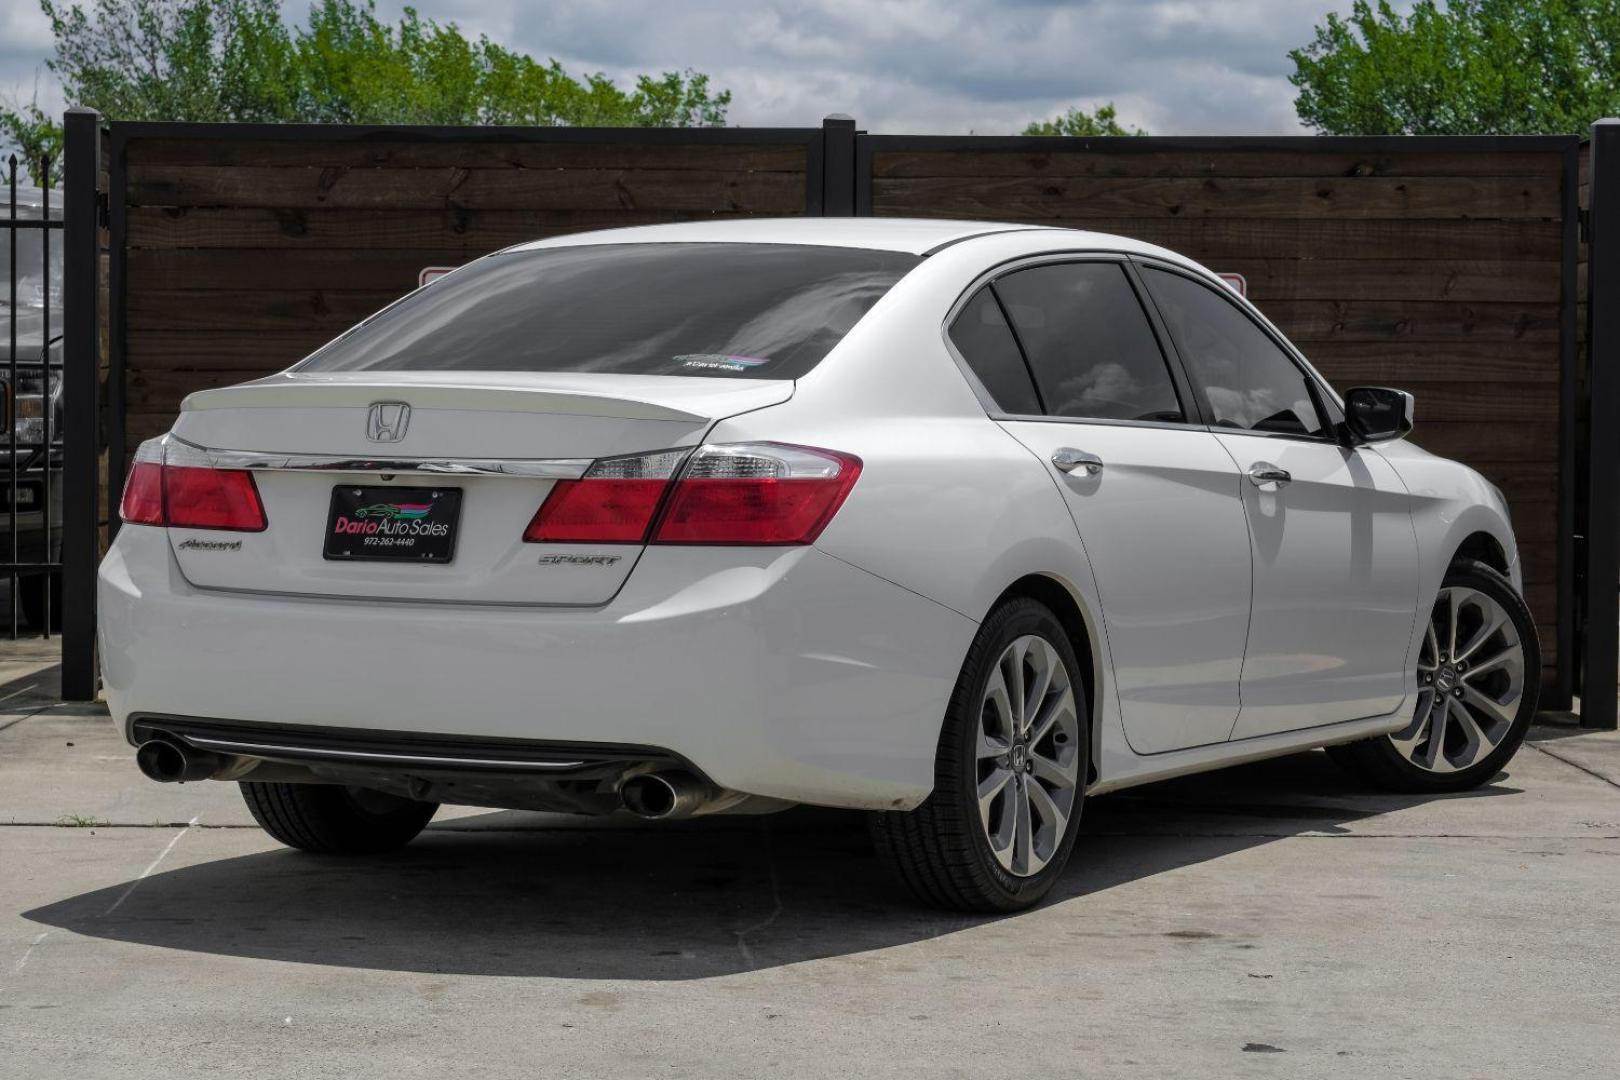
[1137,263,1420,739]
[946,258,1253,754]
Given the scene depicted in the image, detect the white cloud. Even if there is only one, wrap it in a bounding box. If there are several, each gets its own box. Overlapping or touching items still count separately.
[460,0,1332,133]
[0,0,1349,135]
[0,0,59,115]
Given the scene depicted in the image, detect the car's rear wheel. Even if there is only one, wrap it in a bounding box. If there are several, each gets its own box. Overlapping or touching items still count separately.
[870,597,1088,912]
[240,782,438,854]
[1327,558,1539,792]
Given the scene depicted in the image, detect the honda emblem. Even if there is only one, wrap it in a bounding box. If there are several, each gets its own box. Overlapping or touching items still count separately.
[366,402,411,443]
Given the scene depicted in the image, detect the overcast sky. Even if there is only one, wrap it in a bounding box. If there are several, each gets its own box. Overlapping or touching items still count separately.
[0,1,1365,136]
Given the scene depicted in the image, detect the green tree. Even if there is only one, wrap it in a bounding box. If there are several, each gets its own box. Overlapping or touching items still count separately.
[1290,0,1620,135]
[1023,103,1145,137]
[0,94,62,186]
[1,0,733,171]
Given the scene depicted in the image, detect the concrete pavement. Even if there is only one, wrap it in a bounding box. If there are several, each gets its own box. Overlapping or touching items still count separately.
[2,700,1617,1078]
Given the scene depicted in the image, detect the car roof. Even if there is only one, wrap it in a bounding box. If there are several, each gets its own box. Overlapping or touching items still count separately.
[505,217,1184,259]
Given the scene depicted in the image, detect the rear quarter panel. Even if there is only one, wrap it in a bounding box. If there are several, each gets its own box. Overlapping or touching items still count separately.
[706,235,1122,771]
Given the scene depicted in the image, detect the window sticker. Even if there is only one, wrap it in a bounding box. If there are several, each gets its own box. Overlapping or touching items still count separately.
[674,354,772,373]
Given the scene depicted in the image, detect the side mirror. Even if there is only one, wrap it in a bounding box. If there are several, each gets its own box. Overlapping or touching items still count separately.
[1343,386,1414,443]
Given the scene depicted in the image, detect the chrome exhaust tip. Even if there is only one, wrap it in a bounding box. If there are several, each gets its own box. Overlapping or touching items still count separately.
[620,771,710,819]
[135,738,224,783]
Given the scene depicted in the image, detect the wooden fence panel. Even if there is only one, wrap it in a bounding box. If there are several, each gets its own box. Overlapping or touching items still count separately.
[116,127,816,460]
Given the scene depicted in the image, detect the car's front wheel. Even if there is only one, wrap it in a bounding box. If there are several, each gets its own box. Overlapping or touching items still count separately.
[1328,558,1540,792]
[240,782,438,854]
[870,597,1089,912]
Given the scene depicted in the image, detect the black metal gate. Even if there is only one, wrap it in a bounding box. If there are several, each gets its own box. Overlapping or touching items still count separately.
[2,153,63,642]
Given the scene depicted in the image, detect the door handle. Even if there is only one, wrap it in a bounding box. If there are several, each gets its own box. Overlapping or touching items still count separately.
[1052,448,1104,476]
[1247,462,1291,488]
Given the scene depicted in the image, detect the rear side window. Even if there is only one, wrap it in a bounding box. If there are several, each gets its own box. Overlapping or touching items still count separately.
[1141,267,1327,437]
[947,287,1042,415]
[994,263,1184,423]
[298,243,920,380]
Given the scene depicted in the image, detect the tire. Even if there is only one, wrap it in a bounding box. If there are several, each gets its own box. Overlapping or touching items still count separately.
[240,782,438,854]
[1327,558,1540,793]
[17,571,61,633]
[870,597,1089,912]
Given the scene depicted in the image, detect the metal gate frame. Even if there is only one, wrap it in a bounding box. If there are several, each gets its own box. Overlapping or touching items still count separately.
[1579,119,1620,730]
[3,153,62,640]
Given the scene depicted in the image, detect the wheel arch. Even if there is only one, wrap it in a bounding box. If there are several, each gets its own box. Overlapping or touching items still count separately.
[992,572,1103,785]
[1452,530,1510,576]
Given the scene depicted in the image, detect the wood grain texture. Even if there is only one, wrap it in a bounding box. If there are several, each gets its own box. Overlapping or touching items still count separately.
[1407,422,1558,461]
[1302,341,1559,383]
[126,330,334,369]
[1229,259,1560,303]
[127,249,472,292]
[1070,217,1563,262]
[873,149,1565,180]
[125,206,757,251]
[129,288,400,331]
[1259,300,1560,343]
[872,175,1560,220]
[126,139,808,172]
[127,164,806,212]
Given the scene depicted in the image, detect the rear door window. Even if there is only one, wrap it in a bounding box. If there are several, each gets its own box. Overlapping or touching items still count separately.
[993,262,1184,423]
[1140,267,1328,437]
[298,243,920,379]
[947,286,1042,415]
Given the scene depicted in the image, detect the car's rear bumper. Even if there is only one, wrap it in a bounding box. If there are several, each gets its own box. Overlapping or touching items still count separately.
[98,525,975,810]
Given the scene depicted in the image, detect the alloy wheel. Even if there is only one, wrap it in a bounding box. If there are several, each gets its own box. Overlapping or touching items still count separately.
[1393,586,1525,774]
[974,634,1082,876]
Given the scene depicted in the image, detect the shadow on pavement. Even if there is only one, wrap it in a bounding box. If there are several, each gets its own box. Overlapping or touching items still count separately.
[0,659,62,714]
[22,750,1518,980]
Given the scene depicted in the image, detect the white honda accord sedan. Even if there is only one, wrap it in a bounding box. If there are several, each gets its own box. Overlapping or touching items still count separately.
[99,218,1538,911]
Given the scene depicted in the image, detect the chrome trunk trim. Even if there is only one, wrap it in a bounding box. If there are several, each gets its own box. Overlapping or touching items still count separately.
[169,436,591,480]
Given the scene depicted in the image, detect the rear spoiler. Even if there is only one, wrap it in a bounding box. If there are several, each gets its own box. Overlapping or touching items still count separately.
[183,372,795,424]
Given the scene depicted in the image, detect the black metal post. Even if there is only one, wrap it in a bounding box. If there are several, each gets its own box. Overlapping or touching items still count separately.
[6,156,16,639]
[1552,141,1580,711]
[821,115,856,216]
[60,108,100,701]
[1581,119,1620,729]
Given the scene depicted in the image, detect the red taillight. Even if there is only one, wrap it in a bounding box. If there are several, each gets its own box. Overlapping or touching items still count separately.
[163,465,267,531]
[524,449,688,544]
[118,440,268,532]
[654,445,861,545]
[524,479,668,543]
[119,461,165,526]
[523,443,861,547]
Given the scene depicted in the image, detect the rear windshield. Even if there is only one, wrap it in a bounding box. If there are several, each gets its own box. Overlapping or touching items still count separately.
[297,242,920,380]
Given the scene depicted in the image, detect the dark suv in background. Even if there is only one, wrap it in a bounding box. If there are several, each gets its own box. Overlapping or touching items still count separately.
[2,185,64,631]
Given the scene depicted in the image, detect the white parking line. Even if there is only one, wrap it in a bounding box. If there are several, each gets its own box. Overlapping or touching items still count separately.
[0,683,40,706]
[733,823,783,969]
[11,931,48,974]
[101,815,199,917]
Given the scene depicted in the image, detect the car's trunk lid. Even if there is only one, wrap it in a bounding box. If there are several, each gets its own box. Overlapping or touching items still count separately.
[164,372,793,605]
